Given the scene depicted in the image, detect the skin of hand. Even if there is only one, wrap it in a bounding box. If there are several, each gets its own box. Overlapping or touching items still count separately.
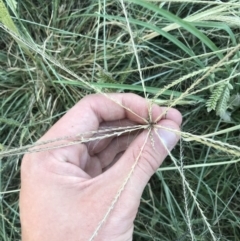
[20,93,182,241]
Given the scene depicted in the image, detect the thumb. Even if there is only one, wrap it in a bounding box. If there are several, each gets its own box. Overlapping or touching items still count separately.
[110,119,181,196]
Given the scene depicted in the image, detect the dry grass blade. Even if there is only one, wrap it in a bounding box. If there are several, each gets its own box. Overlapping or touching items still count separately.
[155,42,240,122]
[148,0,240,6]
[154,128,216,241]
[155,125,240,157]
[89,129,151,241]
[0,125,146,157]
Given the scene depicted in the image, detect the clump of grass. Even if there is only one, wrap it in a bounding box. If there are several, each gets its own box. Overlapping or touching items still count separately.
[0,0,240,240]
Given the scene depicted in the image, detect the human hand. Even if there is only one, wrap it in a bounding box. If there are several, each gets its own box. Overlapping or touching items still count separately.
[20,93,182,241]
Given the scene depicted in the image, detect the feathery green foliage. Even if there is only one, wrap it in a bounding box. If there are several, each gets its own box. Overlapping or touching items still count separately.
[206,82,233,120]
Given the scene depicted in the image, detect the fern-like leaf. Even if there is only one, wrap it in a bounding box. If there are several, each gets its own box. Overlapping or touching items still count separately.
[206,82,233,121]
[206,83,225,112]
[216,83,232,115]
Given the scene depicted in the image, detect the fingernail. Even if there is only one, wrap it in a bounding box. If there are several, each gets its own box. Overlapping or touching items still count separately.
[157,127,178,150]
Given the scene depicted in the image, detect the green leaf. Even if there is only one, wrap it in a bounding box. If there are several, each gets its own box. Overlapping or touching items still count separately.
[53,80,204,101]
[127,0,224,60]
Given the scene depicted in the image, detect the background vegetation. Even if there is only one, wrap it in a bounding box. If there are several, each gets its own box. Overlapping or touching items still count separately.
[0,0,240,240]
